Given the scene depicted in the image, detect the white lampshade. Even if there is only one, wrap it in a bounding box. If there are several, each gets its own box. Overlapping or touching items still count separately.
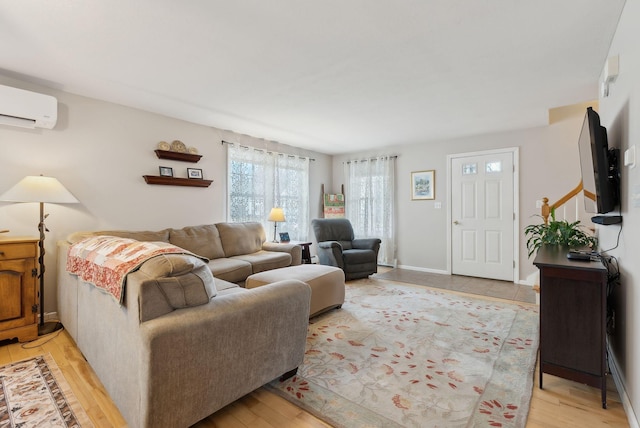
[268,207,285,222]
[0,175,78,204]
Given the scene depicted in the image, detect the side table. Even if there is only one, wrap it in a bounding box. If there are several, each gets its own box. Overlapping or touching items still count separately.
[285,241,313,264]
[533,245,608,409]
[0,237,39,342]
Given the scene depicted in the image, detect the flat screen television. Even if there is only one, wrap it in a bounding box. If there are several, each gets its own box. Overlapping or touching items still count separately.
[577,107,619,215]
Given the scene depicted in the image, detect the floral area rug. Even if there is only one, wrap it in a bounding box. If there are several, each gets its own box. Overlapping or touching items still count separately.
[0,353,92,427]
[267,280,539,428]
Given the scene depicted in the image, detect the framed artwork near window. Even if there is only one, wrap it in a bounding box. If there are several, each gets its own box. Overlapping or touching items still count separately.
[159,166,173,177]
[411,170,435,200]
[187,168,203,179]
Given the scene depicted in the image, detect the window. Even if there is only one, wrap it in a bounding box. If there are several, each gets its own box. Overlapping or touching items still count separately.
[227,145,310,241]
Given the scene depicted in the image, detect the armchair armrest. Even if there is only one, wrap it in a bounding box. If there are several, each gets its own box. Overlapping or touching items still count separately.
[317,241,343,250]
[316,241,344,268]
[353,238,382,250]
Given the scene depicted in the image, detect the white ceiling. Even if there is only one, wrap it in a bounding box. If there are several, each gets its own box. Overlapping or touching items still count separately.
[0,1,626,154]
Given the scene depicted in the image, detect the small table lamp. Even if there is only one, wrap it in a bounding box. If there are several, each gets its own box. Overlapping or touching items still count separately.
[267,207,285,242]
[0,175,79,335]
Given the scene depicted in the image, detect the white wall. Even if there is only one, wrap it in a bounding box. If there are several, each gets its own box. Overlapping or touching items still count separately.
[332,115,589,281]
[599,0,640,424]
[0,75,331,315]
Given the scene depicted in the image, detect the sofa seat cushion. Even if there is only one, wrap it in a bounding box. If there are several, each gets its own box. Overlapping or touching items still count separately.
[342,249,376,264]
[169,225,225,260]
[207,258,253,283]
[214,278,240,292]
[232,251,292,274]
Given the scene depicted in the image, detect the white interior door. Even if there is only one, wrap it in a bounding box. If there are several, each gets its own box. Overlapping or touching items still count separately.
[450,150,516,281]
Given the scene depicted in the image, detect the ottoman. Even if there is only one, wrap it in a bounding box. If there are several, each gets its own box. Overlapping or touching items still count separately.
[246,265,345,318]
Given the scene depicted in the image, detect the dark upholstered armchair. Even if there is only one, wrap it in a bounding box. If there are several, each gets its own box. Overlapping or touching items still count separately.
[311,218,381,280]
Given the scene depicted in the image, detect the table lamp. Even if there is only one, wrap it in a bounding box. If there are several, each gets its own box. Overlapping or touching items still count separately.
[267,207,285,242]
[0,175,79,335]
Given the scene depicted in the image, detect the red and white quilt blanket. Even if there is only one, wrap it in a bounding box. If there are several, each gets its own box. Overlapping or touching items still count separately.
[66,235,206,303]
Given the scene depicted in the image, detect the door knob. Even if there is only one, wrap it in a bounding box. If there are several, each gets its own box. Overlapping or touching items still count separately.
[453,220,460,225]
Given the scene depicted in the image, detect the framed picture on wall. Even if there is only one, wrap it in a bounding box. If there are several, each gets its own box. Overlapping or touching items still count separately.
[411,170,435,200]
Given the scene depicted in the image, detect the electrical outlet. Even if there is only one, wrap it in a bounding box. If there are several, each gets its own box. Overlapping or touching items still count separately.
[624,145,636,168]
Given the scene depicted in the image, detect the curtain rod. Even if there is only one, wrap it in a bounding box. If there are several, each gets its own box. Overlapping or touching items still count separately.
[345,155,398,164]
[222,140,315,161]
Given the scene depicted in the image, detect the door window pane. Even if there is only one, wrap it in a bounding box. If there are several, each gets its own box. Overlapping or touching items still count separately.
[462,163,477,175]
[486,161,502,173]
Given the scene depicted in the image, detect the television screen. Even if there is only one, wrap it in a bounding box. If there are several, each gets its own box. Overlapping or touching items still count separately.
[577,107,618,214]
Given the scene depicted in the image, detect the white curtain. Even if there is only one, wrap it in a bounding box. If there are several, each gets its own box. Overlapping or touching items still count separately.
[227,144,310,241]
[345,156,396,266]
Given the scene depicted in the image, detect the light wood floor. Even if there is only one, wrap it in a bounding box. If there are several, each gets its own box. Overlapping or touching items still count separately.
[0,277,630,428]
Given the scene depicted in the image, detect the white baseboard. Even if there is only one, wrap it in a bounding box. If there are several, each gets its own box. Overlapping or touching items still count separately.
[608,342,639,428]
[38,311,59,323]
[395,264,543,287]
[517,270,540,286]
[396,264,449,275]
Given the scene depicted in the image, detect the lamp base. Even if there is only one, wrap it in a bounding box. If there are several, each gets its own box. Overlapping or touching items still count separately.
[38,321,63,336]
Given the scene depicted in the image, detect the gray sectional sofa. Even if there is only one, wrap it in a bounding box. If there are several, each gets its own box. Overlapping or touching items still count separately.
[57,222,311,428]
[67,221,303,283]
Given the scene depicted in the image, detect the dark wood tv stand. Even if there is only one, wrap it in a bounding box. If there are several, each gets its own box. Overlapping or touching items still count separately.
[533,245,608,409]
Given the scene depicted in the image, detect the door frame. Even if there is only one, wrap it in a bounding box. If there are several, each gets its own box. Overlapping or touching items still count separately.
[446,147,520,282]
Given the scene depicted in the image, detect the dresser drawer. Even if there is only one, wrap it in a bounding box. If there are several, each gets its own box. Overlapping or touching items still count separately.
[0,242,37,260]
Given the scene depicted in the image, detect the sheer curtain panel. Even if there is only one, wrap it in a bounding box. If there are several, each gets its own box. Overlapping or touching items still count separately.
[227,144,310,241]
[345,156,396,266]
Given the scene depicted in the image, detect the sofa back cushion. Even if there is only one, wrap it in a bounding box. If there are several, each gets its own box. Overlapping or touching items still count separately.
[216,222,265,257]
[67,229,170,244]
[169,225,226,260]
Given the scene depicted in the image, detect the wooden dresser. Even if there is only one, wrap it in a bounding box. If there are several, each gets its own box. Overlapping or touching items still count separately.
[533,244,608,409]
[0,237,39,342]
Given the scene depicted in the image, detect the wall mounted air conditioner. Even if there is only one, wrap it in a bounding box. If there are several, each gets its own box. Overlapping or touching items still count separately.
[0,84,58,129]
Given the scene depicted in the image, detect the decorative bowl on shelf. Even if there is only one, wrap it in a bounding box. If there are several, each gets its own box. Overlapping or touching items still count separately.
[157,141,170,151]
[170,140,187,153]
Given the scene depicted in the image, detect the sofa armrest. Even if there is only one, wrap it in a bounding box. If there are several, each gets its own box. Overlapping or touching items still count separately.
[262,242,302,265]
[138,280,311,427]
[352,238,382,251]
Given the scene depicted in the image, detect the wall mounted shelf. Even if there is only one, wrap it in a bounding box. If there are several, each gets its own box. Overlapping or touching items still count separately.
[143,175,212,188]
[154,149,202,163]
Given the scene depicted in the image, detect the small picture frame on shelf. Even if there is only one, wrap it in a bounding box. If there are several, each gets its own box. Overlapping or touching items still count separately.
[159,166,173,177]
[279,232,290,243]
[187,168,203,179]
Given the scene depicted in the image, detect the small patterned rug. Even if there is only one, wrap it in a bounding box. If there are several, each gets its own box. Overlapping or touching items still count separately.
[267,279,539,428]
[0,353,92,427]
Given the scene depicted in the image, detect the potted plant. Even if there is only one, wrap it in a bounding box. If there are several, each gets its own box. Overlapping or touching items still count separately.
[525,210,597,257]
